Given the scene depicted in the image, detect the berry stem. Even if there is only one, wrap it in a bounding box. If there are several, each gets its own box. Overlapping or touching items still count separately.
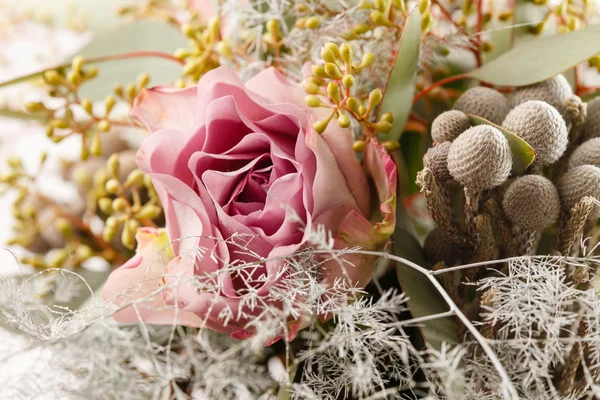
[413,73,470,103]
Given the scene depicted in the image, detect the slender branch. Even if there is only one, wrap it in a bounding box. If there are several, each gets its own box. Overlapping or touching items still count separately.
[392,310,456,327]
[344,249,520,400]
[413,73,470,103]
[430,255,565,276]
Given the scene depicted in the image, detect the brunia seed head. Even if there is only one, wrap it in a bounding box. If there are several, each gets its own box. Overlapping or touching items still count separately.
[580,97,600,142]
[569,138,600,169]
[424,228,464,265]
[423,142,452,183]
[501,100,568,166]
[430,110,471,143]
[508,74,574,123]
[557,164,600,217]
[447,125,512,191]
[453,86,509,125]
[502,175,560,231]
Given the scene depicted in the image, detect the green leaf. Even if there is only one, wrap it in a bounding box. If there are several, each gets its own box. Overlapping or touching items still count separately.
[468,23,600,86]
[0,109,48,122]
[32,0,128,32]
[582,91,600,102]
[393,192,461,396]
[0,52,182,92]
[391,150,458,349]
[377,9,421,141]
[78,21,187,100]
[399,131,424,196]
[467,114,536,174]
[394,230,458,351]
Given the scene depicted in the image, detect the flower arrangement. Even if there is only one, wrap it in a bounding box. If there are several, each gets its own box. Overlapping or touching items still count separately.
[2,0,600,399]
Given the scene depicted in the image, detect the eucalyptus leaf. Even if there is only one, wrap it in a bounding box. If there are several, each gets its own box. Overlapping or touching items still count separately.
[0,52,183,92]
[78,21,187,100]
[0,109,48,122]
[468,23,600,86]
[33,0,128,32]
[467,114,536,174]
[377,9,421,142]
[512,0,548,46]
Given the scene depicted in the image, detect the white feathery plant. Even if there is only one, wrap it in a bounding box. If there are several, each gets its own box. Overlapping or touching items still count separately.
[5,225,600,399]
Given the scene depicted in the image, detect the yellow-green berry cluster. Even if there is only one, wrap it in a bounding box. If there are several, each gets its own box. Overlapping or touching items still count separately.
[175,16,223,84]
[25,56,150,160]
[303,42,398,152]
[95,154,162,250]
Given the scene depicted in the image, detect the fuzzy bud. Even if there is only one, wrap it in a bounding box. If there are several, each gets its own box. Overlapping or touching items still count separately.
[502,175,560,231]
[580,98,600,142]
[563,95,587,127]
[423,142,452,183]
[502,100,568,166]
[569,138,600,169]
[453,86,509,125]
[447,125,512,191]
[557,165,600,217]
[508,74,574,123]
[431,110,470,142]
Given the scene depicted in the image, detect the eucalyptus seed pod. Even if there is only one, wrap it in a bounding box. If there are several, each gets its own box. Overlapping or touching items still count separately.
[430,110,470,142]
[423,142,452,183]
[453,87,509,125]
[501,100,568,166]
[502,175,560,231]
[580,97,600,142]
[424,228,466,265]
[508,74,573,123]
[447,125,512,191]
[569,138,600,169]
[557,164,600,217]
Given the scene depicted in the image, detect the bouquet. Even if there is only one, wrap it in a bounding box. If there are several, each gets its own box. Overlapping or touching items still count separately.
[2,0,600,399]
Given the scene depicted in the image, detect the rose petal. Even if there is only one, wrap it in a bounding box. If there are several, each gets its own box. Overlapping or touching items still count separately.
[102,229,204,326]
[246,67,371,216]
[131,86,200,134]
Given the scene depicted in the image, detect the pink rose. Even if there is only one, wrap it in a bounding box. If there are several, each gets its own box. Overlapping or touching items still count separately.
[102,67,396,339]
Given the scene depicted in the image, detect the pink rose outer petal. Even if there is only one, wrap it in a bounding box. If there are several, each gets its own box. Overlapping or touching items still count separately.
[103,66,397,342]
